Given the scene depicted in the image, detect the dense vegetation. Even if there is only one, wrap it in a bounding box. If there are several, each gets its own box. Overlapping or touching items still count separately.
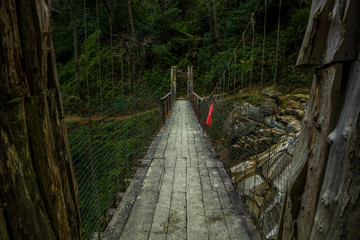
[50,1,312,238]
[51,0,312,109]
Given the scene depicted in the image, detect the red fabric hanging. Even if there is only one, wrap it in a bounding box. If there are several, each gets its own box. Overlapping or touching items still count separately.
[191,92,194,100]
[206,100,214,126]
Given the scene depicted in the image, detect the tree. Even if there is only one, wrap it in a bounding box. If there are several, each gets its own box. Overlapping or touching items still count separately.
[205,0,214,32]
[0,1,81,239]
[158,0,169,41]
[277,0,360,239]
[127,0,136,40]
[212,0,224,48]
[67,0,84,101]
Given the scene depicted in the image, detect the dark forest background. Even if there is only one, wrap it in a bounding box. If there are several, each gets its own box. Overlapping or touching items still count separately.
[51,0,312,110]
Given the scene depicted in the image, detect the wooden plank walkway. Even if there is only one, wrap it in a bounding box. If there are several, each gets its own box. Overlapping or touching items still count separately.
[100,101,259,240]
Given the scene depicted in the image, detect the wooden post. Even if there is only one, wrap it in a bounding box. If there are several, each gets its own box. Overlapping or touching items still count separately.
[0,1,81,239]
[161,101,165,125]
[187,66,193,99]
[278,1,360,239]
[171,66,177,101]
[197,99,201,121]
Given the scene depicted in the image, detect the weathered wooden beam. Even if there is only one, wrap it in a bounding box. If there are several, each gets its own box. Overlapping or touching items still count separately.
[296,0,335,66]
[310,61,360,239]
[297,0,360,67]
[279,63,343,240]
[323,0,360,64]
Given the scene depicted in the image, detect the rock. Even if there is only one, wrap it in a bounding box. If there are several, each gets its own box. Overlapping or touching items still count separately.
[231,160,256,182]
[237,174,266,197]
[292,93,310,102]
[261,98,281,114]
[285,120,302,133]
[264,116,282,128]
[280,108,304,118]
[262,87,283,97]
[286,100,303,109]
[277,115,297,125]
[106,208,116,221]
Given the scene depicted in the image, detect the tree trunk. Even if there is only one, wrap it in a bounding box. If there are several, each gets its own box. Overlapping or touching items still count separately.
[158,0,169,41]
[212,0,224,48]
[206,0,214,32]
[127,0,136,40]
[68,0,83,101]
[277,1,360,239]
[0,1,81,239]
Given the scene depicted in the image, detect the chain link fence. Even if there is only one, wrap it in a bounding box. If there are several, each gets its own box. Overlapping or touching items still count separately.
[190,92,298,239]
[66,92,162,239]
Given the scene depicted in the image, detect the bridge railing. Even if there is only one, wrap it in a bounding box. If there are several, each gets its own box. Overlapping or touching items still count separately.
[160,91,173,125]
[190,91,298,239]
[66,92,162,239]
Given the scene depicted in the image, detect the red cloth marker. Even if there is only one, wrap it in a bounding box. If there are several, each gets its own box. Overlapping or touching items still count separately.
[206,100,214,126]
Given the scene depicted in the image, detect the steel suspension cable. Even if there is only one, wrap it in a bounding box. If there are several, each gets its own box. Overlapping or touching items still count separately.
[274,0,282,85]
[208,0,262,98]
[96,0,103,112]
[249,17,255,88]
[101,0,160,104]
[110,16,115,101]
[260,0,267,87]
[83,0,101,236]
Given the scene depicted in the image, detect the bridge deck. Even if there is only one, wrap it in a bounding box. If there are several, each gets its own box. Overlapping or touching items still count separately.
[101,101,258,240]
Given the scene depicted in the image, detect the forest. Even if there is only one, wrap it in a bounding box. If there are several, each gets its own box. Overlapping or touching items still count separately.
[1,0,360,239]
[51,0,312,111]
[50,0,313,238]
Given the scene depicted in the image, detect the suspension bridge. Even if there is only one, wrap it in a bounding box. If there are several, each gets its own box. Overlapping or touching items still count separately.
[68,0,298,239]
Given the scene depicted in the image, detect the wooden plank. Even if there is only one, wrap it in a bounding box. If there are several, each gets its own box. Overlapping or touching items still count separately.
[167,157,188,240]
[208,167,251,240]
[167,191,187,240]
[119,159,165,239]
[199,168,231,240]
[186,167,208,240]
[149,167,175,240]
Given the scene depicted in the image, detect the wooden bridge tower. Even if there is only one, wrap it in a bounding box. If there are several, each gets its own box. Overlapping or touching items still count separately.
[170,66,193,100]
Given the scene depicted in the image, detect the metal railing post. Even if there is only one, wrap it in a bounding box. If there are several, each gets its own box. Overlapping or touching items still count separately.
[161,101,165,125]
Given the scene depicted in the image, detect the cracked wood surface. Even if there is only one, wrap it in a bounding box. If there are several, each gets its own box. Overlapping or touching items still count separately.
[101,101,258,240]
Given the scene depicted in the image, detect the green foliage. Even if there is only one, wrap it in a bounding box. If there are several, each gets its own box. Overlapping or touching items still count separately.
[67,100,161,238]
[50,1,313,237]
[245,95,266,107]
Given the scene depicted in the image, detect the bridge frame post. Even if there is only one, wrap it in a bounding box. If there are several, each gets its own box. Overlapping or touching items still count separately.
[187,66,193,99]
[171,66,177,101]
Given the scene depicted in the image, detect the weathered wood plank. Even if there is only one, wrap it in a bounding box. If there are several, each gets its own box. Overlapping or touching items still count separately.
[149,167,175,239]
[187,167,208,240]
[119,159,165,239]
[200,168,231,240]
[167,191,187,240]
[167,157,187,240]
[208,167,251,240]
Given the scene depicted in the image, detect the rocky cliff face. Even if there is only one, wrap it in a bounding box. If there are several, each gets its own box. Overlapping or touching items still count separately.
[222,88,309,239]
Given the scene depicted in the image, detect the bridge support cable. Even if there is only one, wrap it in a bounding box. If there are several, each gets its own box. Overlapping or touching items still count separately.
[208,0,262,99]
[189,0,298,238]
[64,1,165,238]
[101,0,160,105]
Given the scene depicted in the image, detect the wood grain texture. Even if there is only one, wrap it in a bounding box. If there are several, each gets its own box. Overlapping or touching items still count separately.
[0,0,81,239]
[310,61,360,239]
